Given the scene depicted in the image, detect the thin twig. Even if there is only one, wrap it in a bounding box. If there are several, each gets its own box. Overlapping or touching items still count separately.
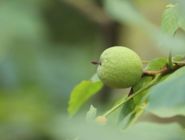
[143,62,185,76]
[143,67,168,76]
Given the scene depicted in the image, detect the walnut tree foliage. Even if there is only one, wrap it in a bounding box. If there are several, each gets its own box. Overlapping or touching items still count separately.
[67,1,185,140]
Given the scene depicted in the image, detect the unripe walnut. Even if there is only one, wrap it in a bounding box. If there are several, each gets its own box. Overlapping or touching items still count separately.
[97,46,143,88]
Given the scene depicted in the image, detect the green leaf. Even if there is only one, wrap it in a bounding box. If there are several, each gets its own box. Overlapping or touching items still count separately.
[147,66,185,117]
[118,98,135,122]
[144,57,168,71]
[125,102,147,127]
[68,80,103,116]
[86,105,97,122]
[161,3,185,34]
[133,76,154,92]
[125,123,185,140]
[119,77,152,120]
[161,4,179,35]
[63,118,185,140]
[179,16,185,31]
[173,55,185,61]
[177,2,185,31]
[104,0,185,53]
[119,57,169,127]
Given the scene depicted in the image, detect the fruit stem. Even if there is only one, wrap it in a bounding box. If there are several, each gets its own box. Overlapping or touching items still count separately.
[102,74,161,117]
[91,61,101,65]
[142,60,150,64]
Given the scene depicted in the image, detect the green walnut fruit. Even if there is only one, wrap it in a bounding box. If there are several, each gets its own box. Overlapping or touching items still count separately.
[97,46,143,88]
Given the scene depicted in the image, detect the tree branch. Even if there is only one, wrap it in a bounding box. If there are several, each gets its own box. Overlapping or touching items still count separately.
[143,62,185,76]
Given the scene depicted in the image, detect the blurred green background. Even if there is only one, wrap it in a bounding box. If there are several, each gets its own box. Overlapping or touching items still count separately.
[0,0,179,139]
